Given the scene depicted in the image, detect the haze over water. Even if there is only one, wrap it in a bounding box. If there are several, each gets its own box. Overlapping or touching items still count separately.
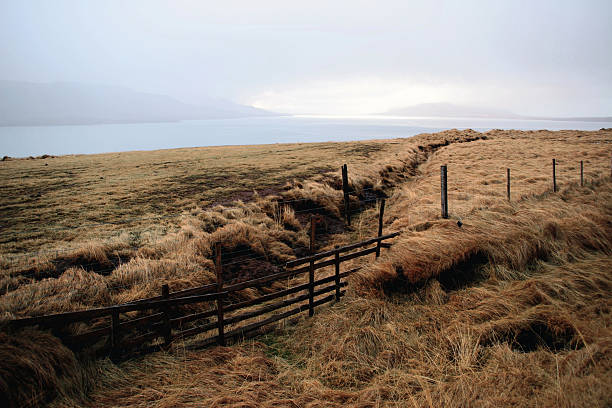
[2,115,611,158]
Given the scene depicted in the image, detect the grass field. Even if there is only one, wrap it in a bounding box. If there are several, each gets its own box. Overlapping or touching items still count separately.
[1,128,611,407]
[0,139,405,256]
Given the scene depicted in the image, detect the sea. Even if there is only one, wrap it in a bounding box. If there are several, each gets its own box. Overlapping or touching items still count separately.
[1,115,611,157]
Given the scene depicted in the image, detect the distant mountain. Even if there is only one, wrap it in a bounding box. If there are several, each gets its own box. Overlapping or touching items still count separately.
[0,81,275,126]
[380,102,612,122]
[528,116,612,122]
[381,103,522,119]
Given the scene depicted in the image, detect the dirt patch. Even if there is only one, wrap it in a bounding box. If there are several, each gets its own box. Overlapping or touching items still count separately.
[225,259,281,286]
[16,253,132,282]
[484,322,582,353]
[342,144,386,157]
[381,252,489,297]
[437,252,489,292]
[294,212,346,253]
[221,245,282,284]
[411,221,433,232]
[216,187,284,208]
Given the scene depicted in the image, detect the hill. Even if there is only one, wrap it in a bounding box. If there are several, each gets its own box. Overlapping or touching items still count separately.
[0,81,275,126]
[381,102,521,118]
[381,102,612,122]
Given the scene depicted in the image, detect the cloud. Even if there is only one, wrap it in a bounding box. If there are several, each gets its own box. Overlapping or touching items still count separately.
[248,76,612,116]
[1,1,611,116]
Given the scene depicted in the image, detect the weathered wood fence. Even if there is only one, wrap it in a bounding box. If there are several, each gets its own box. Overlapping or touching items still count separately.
[4,221,398,359]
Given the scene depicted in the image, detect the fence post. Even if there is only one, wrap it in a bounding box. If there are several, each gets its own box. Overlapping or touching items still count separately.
[580,161,584,187]
[552,158,557,192]
[441,165,448,219]
[215,243,225,346]
[507,168,511,201]
[110,307,120,360]
[334,245,340,301]
[342,164,351,226]
[161,284,171,346]
[376,199,386,258]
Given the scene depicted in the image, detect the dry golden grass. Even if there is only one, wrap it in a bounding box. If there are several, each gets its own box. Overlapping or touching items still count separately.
[0,139,407,257]
[355,129,611,291]
[0,128,610,407]
[47,195,612,407]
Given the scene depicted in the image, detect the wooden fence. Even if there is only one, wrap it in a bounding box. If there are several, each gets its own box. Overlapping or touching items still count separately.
[4,224,398,359]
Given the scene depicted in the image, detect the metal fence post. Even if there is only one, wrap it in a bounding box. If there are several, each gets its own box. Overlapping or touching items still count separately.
[552,158,557,192]
[441,165,448,219]
[580,160,584,187]
[507,168,511,201]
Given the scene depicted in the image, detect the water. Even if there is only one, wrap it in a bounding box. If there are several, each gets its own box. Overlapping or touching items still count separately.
[1,115,611,157]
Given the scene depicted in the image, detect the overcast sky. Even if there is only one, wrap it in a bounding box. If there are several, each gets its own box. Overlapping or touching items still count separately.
[1,0,611,116]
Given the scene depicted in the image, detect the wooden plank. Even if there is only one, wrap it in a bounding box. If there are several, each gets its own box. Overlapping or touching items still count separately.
[225,291,344,341]
[172,319,218,340]
[224,268,356,315]
[166,283,217,299]
[223,283,343,327]
[8,306,119,329]
[117,292,222,313]
[128,282,217,304]
[64,312,165,347]
[225,282,310,313]
[339,246,377,263]
[175,285,344,340]
[67,271,358,350]
[8,292,222,329]
[121,312,164,331]
[121,330,162,350]
[185,291,346,351]
[286,232,399,267]
[171,309,217,328]
[223,266,310,293]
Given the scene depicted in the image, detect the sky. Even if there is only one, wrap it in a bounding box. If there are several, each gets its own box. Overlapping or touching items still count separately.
[1,0,611,116]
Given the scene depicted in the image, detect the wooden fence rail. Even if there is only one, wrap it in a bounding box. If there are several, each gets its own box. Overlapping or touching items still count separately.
[4,224,398,360]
